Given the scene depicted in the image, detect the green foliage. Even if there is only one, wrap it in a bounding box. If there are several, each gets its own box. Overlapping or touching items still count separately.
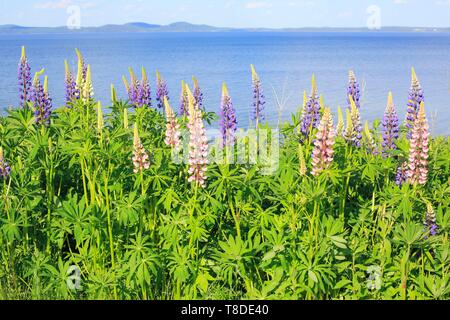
[0,99,449,300]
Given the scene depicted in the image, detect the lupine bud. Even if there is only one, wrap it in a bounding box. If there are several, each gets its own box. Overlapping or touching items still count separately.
[187,88,209,188]
[179,80,189,116]
[298,144,307,176]
[406,68,424,139]
[220,83,238,147]
[424,203,438,236]
[193,76,204,111]
[132,125,150,174]
[123,108,129,129]
[65,60,79,105]
[344,96,362,147]
[156,71,169,109]
[395,163,408,186]
[251,64,266,126]
[300,75,321,138]
[407,102,429,185]
[111,84,118,104]
[382,92,400,156]
[347,70,361,109]
[336,106,344,137]
[364,121,379,155]
[163,97,181,151]
[311,107,335,176]
[30,70,52,126]
[97,102,104,132]
[0,148,10,180]
[18,46,32,108]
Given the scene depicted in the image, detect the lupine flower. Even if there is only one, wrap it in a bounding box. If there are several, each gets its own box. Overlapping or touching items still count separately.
[424,203,438,236]
[132,125,150,174]
[0,148,10,180]
[251,64,266,127]
[124,67,151,108]
[64,60,79,105]
[220,83,238,147]
[179,80,189,116]
[75,49,88,93]
[30,70,52,126]
[407,102,429,185]
[311,107,335,176]
[395,163,408,186]
[347,70,361,110]
[300,75,321,138]
[336,106,344,137]
[298,144,307,176]
[193,76,204,111]
[187,86,208,188]
[156,71,169,109]
[382,92,400,156]
[18,46,32,108]
[406,68,424,139]
[163,97,181,151]
[344,96,362,147]
[363,121,379,155]
[81,65,94,102]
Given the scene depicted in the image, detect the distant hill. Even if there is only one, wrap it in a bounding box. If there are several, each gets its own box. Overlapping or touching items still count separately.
[0,22,448,34]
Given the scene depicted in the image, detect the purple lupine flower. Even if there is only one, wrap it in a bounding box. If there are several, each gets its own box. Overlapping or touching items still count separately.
[405,68,424,139]
[123,67,151,108]
[424,203,438,237]
[18,46,32,108]
[0,148,10,180]
[220,83,238,148]
[395,163,408,186]
[156,71,169,109]
[179,80,189,116]
[193,76,204,111]
[30,71,52,126]
[251,65,266,126]
[347,70,361,110]
[382,92,400,157]
[300,75,321,137]
[64,60,79,106]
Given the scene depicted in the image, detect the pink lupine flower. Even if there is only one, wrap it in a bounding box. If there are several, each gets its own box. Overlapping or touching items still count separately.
[163,97,181,151]
[132,125,150,174]
[311,107,335,176]
[407,102,429,185]
[186,87,208,188]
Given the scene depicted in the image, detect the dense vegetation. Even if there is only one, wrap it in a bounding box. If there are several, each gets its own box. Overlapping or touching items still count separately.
[0,48,448,300]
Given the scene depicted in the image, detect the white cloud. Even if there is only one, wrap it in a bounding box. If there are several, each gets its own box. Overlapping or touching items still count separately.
[35,0,96,10]
[245,1,273,9]
[393,0,408,4]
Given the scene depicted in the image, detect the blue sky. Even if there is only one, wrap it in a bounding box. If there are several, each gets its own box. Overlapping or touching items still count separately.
[0,0,449,28]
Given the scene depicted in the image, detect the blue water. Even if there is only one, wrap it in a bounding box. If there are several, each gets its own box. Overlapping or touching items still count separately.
[1,32,449,135]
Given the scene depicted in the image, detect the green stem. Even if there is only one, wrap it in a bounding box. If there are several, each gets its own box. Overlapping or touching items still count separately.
[104,173,118,300]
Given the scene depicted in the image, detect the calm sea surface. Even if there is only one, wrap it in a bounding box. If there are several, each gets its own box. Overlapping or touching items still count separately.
[0,32,449,135]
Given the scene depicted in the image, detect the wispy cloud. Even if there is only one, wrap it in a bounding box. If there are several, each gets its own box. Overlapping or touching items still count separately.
[393,0,408,4]
[436,0,450,5]
[35,0,96,10]
[245,1,273,9]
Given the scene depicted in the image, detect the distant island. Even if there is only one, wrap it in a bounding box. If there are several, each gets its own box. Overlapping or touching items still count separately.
[1,22,449,34]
